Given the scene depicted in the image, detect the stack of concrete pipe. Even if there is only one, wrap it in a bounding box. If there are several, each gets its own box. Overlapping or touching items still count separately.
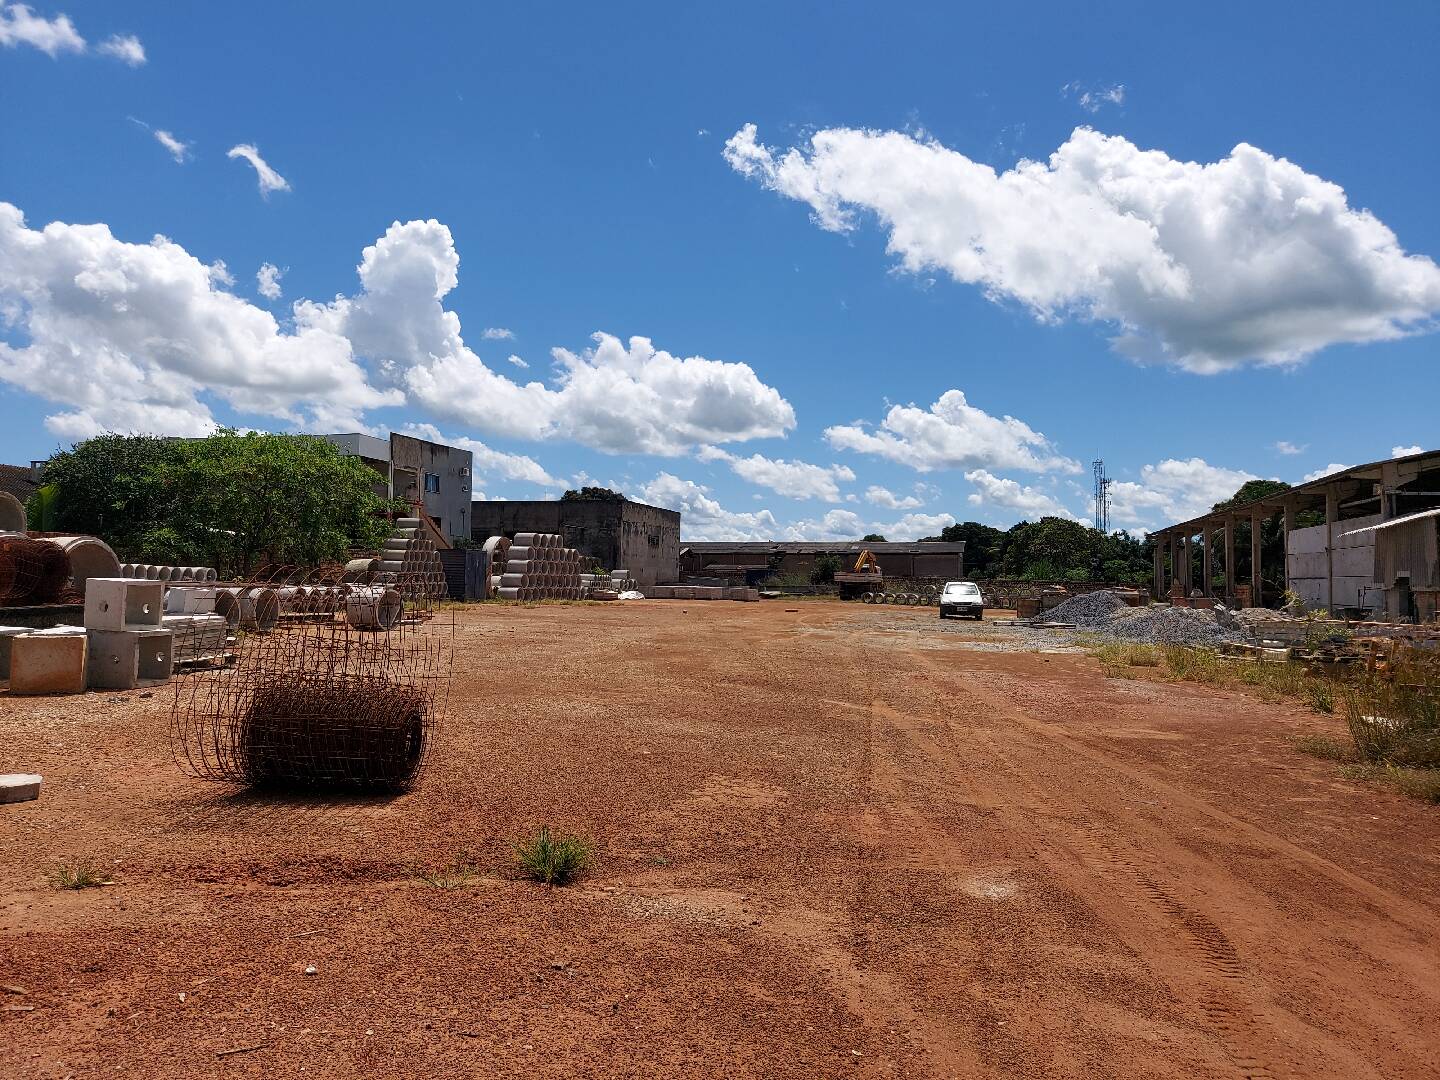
[120,563,218,582]
[213,587,282,632]
[379,517,447,600]
[578,569,637,596]
[495,532,584,600]
[481,535,511,598]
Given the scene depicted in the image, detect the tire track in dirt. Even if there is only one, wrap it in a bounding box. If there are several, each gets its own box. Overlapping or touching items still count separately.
[860,651,1291,1077]
[908,649,1438,1078]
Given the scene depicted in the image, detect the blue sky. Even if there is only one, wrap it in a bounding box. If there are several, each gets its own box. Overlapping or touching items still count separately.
[1,2,1436,539]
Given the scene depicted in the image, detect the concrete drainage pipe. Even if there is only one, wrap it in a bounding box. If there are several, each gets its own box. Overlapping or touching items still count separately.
[45,536,121,595]
[0,491,26,532]
[345,586,403,630]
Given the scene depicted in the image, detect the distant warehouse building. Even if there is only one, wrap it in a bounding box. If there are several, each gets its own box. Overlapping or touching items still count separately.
[470,497,681,587]
[680,541,965,582]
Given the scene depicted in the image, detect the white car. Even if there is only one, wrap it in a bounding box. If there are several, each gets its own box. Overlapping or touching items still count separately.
[939,580,984,620]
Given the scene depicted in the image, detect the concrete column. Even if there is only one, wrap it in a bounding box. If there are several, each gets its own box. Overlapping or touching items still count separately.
[1153,538,1164,600]
[1202,521,1213,597]
[1283,495,1296,598]
[1325,487,1339,610]
[1381,462,1400,520]
[1251,509,1264,604]
[1181,534,1192,595]
[1224,515,1235,601]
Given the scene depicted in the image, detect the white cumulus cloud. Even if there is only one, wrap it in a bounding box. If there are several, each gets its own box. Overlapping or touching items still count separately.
[1107,458,1263,530]
[305,218,795,454]
[1303,463,1352,484]
[965,469,1079,521]
[725,123,1440,372]
[1392,444,1423,457]
[400,423,565,490]
[481,327,514,340]
[0,2,83,55]
[1273,440,1305,456]
[507,354,528,369]
[864,485,923,510]
[256,262,284,300]
[227,144,290,197]
[0,201,401,437]
[638,472,782,541]
[825,389,1079,474]
[699,446,854,501]
[97,32,143,65]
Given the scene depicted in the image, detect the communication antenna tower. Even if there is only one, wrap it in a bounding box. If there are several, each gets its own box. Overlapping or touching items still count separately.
[1093,459,1111,533]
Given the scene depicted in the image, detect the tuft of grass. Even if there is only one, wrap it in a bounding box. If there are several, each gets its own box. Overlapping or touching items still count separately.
[1294,733,1354,762]
[417,853,482,889]
[51,859,110,890]
[512,826,591,886]
[1093,642,1161,678]
[1339,763,1440,803]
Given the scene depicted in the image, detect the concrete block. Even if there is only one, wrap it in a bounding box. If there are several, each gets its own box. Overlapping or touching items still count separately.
[163,586,217,615]
[0,626,31,680]
[0,773,42,803]
[86,627,174,690]
[85,578,164,631]
[9,633,87,695]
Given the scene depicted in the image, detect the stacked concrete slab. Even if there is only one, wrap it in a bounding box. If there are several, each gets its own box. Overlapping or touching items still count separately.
[645,585,759,601]
[496,532,584,600]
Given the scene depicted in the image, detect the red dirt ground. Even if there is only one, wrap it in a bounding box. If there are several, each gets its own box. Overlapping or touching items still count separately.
[2,600,1438,1078]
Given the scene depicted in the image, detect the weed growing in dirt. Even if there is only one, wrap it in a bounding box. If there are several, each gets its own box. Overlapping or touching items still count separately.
[1339,763,1440,803]
[513,826,591,886]
[1294,734,1355,762]
[417,854,482,889]
[51,859,110,890]
[1092,642,1161,678]
[1344,683,1440,770]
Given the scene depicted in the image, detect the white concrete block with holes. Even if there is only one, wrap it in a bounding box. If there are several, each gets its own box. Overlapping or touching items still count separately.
[85,627,175,690]
[84,578,164,631]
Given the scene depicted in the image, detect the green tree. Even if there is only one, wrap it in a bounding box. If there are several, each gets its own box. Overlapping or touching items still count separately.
[810,553,842,584]
[861,533,887,542]
[562,486,625,502]
[921,521,1008,578]
[24,483,60,531]
[157,432,397,573]
[37,433,178,553]
[36,431,397,575]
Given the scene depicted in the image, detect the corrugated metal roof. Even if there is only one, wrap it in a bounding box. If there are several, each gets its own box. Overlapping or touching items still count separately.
[1340,506,1440,537]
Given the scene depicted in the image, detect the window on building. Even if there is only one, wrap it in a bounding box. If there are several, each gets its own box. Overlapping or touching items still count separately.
[648,533,660,547]
[564,525,586,546]
[424,473,440,494]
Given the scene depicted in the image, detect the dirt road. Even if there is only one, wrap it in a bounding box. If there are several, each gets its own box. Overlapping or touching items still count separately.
[3,601,1438,1077]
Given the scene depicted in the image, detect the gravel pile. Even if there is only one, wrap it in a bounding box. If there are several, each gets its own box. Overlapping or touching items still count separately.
[1035,589,1241,646]
[1041,590,1128,627]
[1096,606,1241,646]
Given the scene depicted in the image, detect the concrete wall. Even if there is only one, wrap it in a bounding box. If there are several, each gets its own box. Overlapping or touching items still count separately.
[471,499,681,586]
[1287,513,1381,610]
[682,547,964,581]
[389,433,473,542]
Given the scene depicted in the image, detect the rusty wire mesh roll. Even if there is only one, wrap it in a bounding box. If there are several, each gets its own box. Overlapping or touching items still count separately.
[239,675,429,790]
[171,591,451,793]
[0,536,69,604]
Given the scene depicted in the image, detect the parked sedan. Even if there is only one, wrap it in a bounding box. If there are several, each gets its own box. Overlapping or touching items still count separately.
[939,581,985,620]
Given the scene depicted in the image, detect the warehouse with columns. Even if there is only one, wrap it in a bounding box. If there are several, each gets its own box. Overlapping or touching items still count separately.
[1150,449,1440,622]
